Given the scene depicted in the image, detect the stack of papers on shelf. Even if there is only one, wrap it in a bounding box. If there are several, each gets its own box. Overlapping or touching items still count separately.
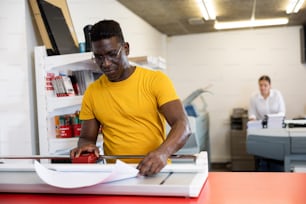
[129,56,166,70]
[49,70,102,97]
[264,114,285,129]
[247,120,262,129]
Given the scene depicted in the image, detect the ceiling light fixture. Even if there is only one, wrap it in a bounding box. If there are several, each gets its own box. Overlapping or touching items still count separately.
[214,18,289,30]
[214,0,289,30]
[286,0,305,14]
[196,0,216,20]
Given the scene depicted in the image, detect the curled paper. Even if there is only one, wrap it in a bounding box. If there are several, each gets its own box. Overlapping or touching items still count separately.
[34,160,139,188]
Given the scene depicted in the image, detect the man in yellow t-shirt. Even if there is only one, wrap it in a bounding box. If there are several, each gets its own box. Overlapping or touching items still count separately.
[70,20,191,176]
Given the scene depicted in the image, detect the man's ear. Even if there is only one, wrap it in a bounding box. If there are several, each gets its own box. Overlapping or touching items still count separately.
[123,42,130,56]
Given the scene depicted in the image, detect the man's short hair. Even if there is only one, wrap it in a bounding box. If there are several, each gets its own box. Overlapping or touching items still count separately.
[90,20,125,43]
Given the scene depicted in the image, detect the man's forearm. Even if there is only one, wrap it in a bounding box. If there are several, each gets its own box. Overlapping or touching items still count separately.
[77,119,100,148]
[158,118,191,156]
[77,136,97,147]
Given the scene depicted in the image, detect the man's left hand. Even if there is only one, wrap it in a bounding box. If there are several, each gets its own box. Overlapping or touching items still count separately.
[136,150,169,176]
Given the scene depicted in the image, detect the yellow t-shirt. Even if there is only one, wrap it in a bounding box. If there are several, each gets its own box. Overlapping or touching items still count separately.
[80,67,179,162]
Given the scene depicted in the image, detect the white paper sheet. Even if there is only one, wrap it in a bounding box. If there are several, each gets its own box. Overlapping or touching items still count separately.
[34,160,139,189]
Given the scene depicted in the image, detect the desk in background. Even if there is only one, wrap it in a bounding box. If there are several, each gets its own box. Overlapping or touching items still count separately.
[247,128,306,171]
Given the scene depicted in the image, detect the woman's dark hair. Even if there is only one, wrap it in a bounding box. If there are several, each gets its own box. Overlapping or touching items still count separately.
[90,20,125,43]
[258,75,271,84]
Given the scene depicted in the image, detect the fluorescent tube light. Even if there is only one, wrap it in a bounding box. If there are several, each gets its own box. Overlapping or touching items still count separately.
[286,0,305,14]
[196,0,216,20]
[214,18,289,30]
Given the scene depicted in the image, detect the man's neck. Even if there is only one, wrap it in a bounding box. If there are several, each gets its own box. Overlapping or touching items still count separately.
[110,65,136,82]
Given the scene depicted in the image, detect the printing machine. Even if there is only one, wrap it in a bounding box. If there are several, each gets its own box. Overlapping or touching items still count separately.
[246,120,306,171]
[171,89,211,166]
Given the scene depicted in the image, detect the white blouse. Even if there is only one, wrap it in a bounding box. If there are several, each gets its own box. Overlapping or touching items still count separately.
[248,89,286,120]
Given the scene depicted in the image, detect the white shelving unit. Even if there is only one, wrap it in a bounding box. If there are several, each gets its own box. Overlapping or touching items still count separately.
[46,95,83,113]
[34,46,97,156]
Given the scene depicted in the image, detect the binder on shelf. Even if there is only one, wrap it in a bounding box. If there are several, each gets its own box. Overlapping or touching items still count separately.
[54,111,81,138]
[71,70,95,95]
[45,72,55,93]
[51,75,75,97]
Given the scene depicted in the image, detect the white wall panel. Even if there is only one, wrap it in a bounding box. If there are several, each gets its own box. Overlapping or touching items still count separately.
[0,0,40,157]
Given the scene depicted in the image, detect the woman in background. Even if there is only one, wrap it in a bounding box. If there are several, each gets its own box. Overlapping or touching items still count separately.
[249,75,285,121]
[248,75,286,172]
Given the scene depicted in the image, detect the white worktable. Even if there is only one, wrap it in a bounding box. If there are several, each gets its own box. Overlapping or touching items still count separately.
[0,152,208,197]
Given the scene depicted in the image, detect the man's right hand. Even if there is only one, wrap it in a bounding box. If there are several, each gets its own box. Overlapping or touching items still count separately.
[70,144,100,159]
